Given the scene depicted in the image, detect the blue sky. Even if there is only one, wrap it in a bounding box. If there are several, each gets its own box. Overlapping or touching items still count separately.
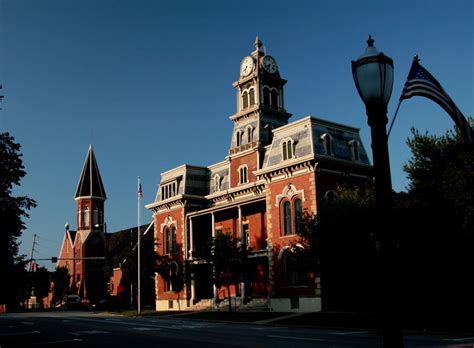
[1,0,472,270]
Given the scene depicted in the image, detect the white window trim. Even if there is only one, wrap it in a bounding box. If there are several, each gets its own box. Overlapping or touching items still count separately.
[237,164,249,185]
[275,183,306,207]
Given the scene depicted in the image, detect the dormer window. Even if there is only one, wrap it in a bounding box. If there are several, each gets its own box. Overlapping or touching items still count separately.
[321,133,333,156]
[238,165,248,184]
[264,124,274,143]
[214,174,221,192]
[282,138,295,161]
[348,140,360,161]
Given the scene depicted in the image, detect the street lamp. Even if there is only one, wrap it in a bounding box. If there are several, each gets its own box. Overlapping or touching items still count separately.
[352,36,402,347]
[352,35,393,210]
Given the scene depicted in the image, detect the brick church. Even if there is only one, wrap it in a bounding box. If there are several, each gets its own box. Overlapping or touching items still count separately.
[57,145,107,304]
[146,38,373,312]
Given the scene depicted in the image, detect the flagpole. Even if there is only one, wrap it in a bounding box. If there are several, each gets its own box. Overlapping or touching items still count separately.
[137,176,141,314]
[387,99,402,139]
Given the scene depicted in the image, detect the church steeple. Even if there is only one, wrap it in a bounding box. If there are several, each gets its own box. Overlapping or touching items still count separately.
[75,145,106,200]
[75,145,106,239]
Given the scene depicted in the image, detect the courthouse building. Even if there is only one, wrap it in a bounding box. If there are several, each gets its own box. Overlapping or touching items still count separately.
[146,38,372,312]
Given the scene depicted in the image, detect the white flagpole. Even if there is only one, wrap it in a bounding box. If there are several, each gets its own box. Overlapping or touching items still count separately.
[137,176,141,314]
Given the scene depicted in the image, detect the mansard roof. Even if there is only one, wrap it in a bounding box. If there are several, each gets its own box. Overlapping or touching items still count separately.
[75,145,107,199]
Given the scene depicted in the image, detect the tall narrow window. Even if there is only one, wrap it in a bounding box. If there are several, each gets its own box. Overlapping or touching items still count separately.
[271,89,279,109]
[283,201,291,236]
[171,227,177,254]
[249,88,255,106]
[282,139,294,160]
[247,126,253,144]
[242,91,249,109]
[263,87,270,106]
[321,133,332,156]
[92,207,99,227]
[293,198,302,233]
[236,130,243,147]
[164,228,169,254]
[349,140,360,161]
[84,207,90,229]
[214,174,221,192]
[239,166,248,184]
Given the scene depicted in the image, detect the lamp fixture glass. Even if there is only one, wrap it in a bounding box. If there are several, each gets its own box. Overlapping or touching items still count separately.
[352,35,394,108]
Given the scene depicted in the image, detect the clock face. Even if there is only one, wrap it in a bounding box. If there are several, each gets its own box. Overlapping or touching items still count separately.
[240,56,254,76]
[262,56,277,73]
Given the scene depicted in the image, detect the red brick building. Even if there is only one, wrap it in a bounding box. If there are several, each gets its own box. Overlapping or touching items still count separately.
[57,145,107,304]
[146,38,372,312]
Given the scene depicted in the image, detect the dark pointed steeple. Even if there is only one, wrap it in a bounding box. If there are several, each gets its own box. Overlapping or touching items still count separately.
[75,145,106,200]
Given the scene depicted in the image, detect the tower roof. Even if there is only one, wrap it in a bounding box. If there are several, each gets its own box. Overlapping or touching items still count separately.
[74,145,107,199]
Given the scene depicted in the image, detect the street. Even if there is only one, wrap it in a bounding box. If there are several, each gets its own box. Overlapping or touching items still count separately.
[1,311,473,347]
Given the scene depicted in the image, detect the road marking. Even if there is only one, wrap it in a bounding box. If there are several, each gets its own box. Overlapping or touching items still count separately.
[38,338,83,345]
[130,327,161,331]
[443,336,474,342]
[267,335,325,342]
[331,330,370,336]
[71,330,109,335]
[21,321,35,325]
[0,330,40,336]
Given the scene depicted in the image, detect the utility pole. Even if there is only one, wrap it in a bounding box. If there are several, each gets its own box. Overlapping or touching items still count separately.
[29,234,37,272]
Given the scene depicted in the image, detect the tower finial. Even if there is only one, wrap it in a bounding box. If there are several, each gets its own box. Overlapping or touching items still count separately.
[254,36,262,51]
[367,35,374,47]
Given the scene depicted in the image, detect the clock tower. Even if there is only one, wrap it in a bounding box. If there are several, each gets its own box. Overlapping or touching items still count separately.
[228,37,292,186]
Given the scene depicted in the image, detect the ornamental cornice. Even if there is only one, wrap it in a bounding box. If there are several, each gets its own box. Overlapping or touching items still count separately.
[256,158,317,183]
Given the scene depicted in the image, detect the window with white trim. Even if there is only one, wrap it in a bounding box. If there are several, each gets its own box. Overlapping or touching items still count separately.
[236,130,243,147]
[283,249,307,286]
[238,165,248,184]
[214,174,221,192]
[321,133,332,156]
[280,197,303,236]
[348,140,360,161]
[246,126,254,144]
[282,139,295,161]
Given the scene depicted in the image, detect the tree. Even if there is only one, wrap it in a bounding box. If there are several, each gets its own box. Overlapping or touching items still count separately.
[203,230,244,312]
[398,125,474,321]
[0,132,37,308]
[51,266,70,306]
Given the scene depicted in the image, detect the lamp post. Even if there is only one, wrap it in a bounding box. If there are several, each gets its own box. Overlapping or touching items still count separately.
[352,36,402,347]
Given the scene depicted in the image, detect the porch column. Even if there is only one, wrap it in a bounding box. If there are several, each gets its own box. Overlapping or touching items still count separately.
[211,212,218,304]
[238,205,245,301]
[189,217,195,302]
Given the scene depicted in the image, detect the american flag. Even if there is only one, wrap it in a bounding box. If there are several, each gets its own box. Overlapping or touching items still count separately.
[400,57,472,144]
[138,177,143,198]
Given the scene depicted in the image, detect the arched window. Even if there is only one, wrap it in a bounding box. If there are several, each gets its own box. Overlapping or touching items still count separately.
[263,87,270,106]
[349,140,360,161]
[236,130,243,147]
[293,198,302,233]
[321,133,332,156]
[164,228,170,255]
[249,88,255,106]
[270,89,279,109]
[247,126,254,144]
[283,201,292,236]
[242,91,249,109]
[84,207,90,229]
[170,226,177,254]
[264,124,273,143]
[282,139,294,161]
[92,207,99,227]
[214,174,221,192]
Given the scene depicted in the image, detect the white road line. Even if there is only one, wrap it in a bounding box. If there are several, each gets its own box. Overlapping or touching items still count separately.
[443,336,474,342]
[130,327,161,331]
[331,330,370,336]
[0,330,40,336]
[70,330,109,335]
[267,335,325,342]
[38,338,83,345]
[21,321,35,325]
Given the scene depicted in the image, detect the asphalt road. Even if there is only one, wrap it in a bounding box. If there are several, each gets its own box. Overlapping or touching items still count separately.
[1,311,473,347]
